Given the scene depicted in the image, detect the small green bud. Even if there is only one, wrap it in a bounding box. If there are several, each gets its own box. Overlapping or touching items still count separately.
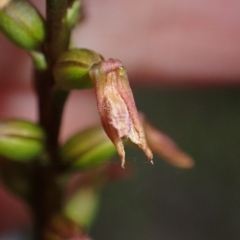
[30,50,47,70]
[60,126,116,170]
[64,188,99,229]
[53,49,103,90]
[66,0,83,29]
[0,119,46,162]
[0,0,45,50]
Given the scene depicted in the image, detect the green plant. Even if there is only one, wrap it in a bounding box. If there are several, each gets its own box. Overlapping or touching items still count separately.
[0,1,193,239]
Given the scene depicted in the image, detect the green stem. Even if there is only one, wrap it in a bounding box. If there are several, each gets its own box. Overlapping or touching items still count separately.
[32,0,71,239]
[46,0,70,66]
[31,164,62,240]
[42,0,70,146]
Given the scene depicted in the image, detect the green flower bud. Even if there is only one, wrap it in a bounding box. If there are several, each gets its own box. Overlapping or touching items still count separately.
[30,50,47,70]
[0,119,46,162]
[64,188,99,229]
[53,49,103,90]
[0,0,45,50]
[60,126,116,170]
[66,0,83,29]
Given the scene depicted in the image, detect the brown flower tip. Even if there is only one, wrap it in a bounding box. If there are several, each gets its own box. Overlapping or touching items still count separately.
[89,58,153,168]
[0,0,11,9]
[139,113,194,169]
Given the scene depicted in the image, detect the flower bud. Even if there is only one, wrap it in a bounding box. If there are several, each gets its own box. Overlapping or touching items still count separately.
[64,188,99,229]
[30,50,47,70]
[66,0,83,29]
[0,119,46,162]
[60,126,116,170]
[89,59,153,168]
[53,49,103,90]
[0,0,45,50]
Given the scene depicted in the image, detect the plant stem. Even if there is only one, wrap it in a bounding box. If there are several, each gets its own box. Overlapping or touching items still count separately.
[42,0,70,152]
[46,0,70,66]
[32,0,71,239]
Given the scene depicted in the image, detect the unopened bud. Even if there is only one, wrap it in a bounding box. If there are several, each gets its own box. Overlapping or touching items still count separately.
[53,49,103,90]
[66,0,83,29]
[60,126,116,170]
[0,119,46,162]
[0,0,45,50]
[64,188,99,229]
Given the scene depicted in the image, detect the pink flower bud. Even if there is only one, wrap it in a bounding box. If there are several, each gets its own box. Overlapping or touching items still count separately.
[89,58,153,168]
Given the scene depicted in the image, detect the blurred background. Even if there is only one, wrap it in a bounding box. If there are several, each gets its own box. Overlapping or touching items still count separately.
[90,88,240,240]
[1,0,240,239]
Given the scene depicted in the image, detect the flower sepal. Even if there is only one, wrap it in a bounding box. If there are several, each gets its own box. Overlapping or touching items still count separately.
[89,58,153,168]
